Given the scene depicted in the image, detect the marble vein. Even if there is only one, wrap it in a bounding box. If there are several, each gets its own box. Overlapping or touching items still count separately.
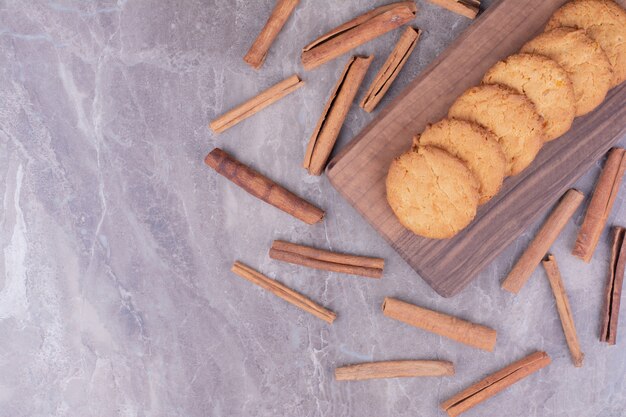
[0,1,625,417]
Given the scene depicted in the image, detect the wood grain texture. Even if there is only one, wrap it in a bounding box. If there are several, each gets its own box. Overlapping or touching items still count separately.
[326,0,626,298]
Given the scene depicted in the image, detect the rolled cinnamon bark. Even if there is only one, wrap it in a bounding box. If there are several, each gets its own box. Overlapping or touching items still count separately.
[360,27,421,112]
[205,148,324,224]
[542,255,584,367]
[209,75,304,133]
[427,0,480,19]
[335,360,454,381]
[573,148,626,262]
[269,240,384,278]
[502,189,584,294]
[441,351,551,417]
[244,0,300,69]
[382,297,497,351]
[301,2,416,70]
[303,55,372,176]
[600,226,626,344]
[231,261,336,324]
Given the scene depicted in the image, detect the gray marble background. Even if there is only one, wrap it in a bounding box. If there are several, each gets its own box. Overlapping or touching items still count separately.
[1,0,625,416]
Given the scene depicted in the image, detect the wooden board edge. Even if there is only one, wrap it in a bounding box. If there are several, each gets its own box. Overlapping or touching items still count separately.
[325,0,626,298]
[326,0,518,178]
[326,169,457,298]
[327,109,626,298]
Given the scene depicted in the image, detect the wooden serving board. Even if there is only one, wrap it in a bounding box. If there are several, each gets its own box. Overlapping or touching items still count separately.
[326,0,626,297]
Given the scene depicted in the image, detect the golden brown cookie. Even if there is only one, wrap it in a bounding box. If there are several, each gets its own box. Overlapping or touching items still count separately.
[448,84,545,176]
[386,146,479,239]
[483,53,576,141]
[413,118,506,204]
[546,0,626,86]
[521,27,613,116]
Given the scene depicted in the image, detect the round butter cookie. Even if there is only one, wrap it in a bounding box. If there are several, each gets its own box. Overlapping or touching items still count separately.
[521,27,613,116]
[448,84,545,176]
[483,53,576,141]
[546,0,626,86]
[413,118,506,204]
[386,146,479,239]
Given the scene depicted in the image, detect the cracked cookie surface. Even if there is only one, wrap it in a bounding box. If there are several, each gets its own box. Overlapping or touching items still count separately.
[413,118,506,205]
[483,53,576,141]
[521,27,613,116]
[546,0,626,86]
[386,146,479,239]
[448,84,545,176]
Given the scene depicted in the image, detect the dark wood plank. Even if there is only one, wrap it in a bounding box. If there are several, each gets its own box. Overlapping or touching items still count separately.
[326,0,626,297]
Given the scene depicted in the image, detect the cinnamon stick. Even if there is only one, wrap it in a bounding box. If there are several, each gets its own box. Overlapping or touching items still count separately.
[502,189,584,294]
[205,148,324,224]
[231,261,336,324]
[542,255,584,367]
[301,2,417,70]
[360,27,421,113]
[382,297,497,351]
[335,360,454,381]
[209,74,304,133]
[244,0,300,69]
[573,148,626,263]
[440,351,551,417]
[427,0,480,19]
[303,55,372,176]
[600,226,626,345]
[269,240,384,278]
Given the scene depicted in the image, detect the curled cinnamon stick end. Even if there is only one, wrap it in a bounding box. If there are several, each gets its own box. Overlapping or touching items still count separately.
[269,240,384,278]
[205,148,324,224]
[600,226,626,345]
[440,351,551,417]
[427,0,480,19]
[542,254,584,367]
[573,148,626,263]
[382,297,497,351]
[301,1,417,70]
[335,360,454,381]
[360,26,422,113]
[303,55,372,176]
[502,189,584,294]
[231,261,336,324]
[244,0,300,69]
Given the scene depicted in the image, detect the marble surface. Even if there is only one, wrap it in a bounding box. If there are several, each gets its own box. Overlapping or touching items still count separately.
[1,1,625,416]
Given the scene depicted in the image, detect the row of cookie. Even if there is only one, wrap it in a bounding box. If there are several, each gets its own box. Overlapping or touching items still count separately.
[387,0,626,239]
